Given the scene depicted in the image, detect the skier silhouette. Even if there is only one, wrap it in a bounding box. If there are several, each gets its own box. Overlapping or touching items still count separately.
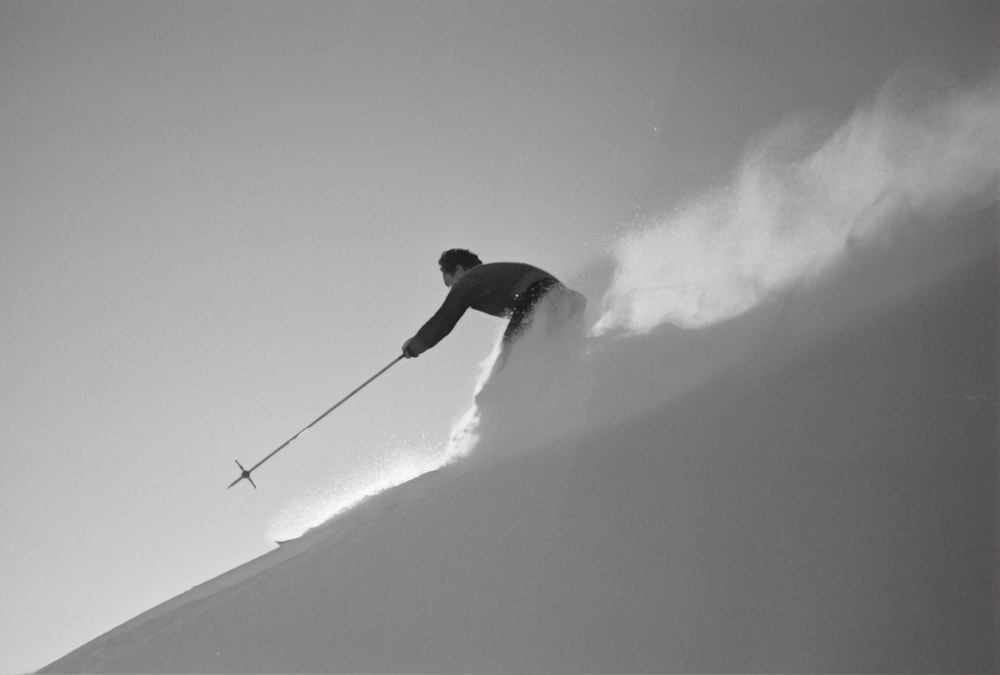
[401,249,586,370]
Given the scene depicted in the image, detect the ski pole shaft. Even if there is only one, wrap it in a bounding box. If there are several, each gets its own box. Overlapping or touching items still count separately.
[228,354,405,489]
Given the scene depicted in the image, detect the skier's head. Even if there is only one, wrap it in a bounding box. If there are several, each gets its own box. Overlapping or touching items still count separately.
[438,249,482,287]
[438,249,482,274]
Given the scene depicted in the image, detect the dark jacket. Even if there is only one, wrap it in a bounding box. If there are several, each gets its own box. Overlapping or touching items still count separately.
[408,262,556,355]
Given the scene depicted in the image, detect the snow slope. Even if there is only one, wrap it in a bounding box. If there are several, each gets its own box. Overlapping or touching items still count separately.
[41,205,998,673]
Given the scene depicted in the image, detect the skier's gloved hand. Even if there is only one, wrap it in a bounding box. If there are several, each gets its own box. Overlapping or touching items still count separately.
[401,338,420,359]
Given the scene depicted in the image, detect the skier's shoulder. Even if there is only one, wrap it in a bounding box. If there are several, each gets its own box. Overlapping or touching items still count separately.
[469,261,555,281]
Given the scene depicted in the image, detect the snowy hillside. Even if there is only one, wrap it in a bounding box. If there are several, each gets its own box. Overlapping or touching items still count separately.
[41,205,998,673]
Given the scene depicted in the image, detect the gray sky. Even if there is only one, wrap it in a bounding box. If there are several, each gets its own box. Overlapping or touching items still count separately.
[2,1,996,672]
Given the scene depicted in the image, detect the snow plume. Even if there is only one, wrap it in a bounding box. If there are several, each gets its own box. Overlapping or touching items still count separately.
[595,72,1000,335]
[268,438,455,541]
[441,341,503,458]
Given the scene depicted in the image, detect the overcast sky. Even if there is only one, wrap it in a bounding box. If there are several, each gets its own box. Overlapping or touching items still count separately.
[2,1,996,672]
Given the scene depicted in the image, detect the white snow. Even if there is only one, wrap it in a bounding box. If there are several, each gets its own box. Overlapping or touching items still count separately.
[39,202,998,673]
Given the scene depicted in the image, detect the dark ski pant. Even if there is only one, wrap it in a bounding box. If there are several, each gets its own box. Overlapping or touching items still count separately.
[495,278,587,369]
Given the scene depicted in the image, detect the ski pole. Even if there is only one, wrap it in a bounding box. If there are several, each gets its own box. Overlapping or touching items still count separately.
[228,355,405,489]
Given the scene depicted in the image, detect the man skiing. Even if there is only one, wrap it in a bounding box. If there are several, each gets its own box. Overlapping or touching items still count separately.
[401,249,586,365]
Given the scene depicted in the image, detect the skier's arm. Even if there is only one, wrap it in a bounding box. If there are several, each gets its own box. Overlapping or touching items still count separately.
[402,285,474,357]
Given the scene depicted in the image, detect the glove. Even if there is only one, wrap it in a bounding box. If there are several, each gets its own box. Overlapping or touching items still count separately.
[401,338,420,358]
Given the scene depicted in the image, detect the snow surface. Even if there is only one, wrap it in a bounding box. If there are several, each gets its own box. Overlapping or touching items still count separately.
[40,203,998,673]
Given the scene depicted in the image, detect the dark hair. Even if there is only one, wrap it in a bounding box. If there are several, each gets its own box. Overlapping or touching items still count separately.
[438,249,482,274]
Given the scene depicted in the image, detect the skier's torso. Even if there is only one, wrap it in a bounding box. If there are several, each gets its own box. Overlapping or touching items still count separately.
[457,262,556,317]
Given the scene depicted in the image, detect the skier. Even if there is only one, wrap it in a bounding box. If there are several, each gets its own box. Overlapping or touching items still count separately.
[401,249,586,368]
